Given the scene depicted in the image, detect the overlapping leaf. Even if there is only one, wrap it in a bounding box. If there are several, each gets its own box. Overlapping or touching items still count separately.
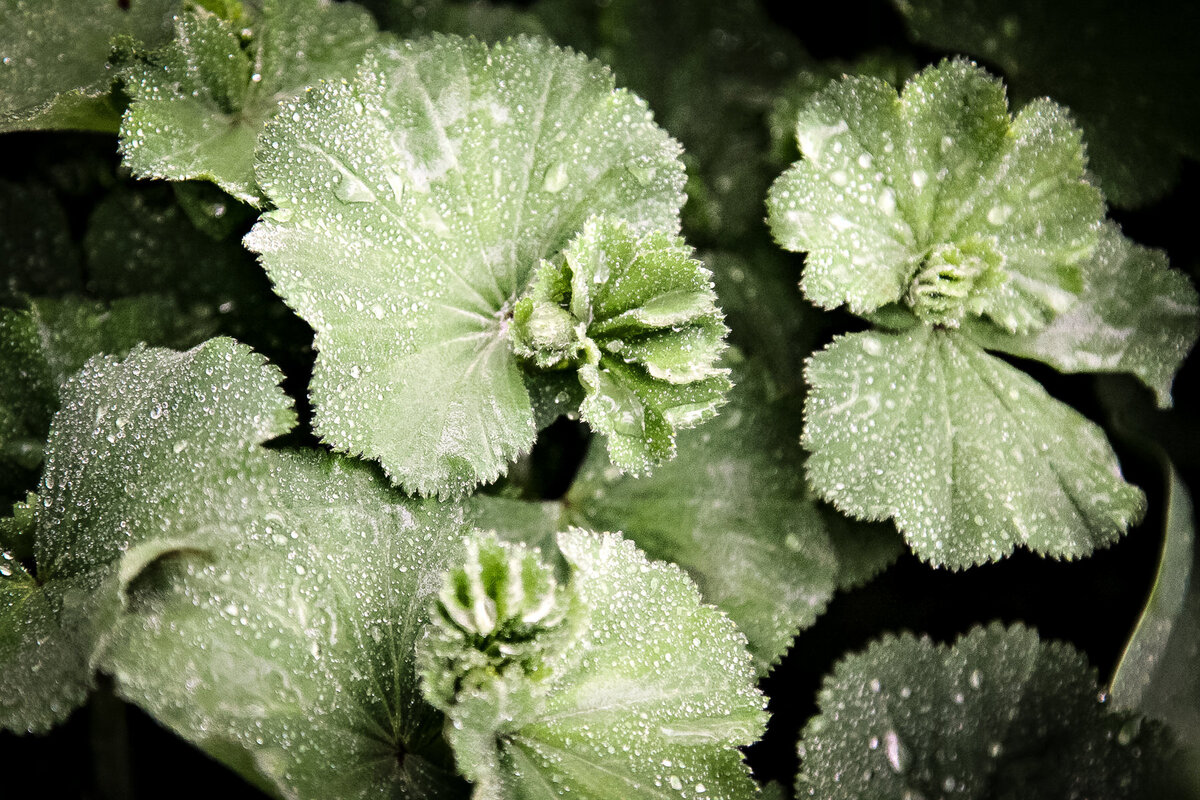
[804,327,1145,567]
[247,34,687,497]
[0,338,294,732]
[798,623,1169,799]
[119,0,382,203]
[0,0,177,133]
[767,58,1102,332]
[964,222,1199,409]
[419,529,767,800]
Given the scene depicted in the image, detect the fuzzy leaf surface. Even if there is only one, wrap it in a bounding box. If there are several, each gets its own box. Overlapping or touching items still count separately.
[420,529,766,800]
[964,222,1199,409]
[767,59,1101,331]
[797,623,1168,799]
[247,34,685,497]
[119,0,381,203]
[804,327,1145,567]
[103,454,471,800]
[0,338,294,732]
[0,0,176,132]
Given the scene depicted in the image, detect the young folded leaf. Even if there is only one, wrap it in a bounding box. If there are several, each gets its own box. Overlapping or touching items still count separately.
[419,530,767,800]
[247,34,689,497]
[804,327,1145,567]
[797,623,1169,799]
[119,0,381,204]
[512,218,730,473]
[767,58,1102,332]
[0,338,294,733]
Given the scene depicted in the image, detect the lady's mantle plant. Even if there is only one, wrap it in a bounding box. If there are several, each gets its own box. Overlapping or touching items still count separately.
[1,2,1198,799]
[768,59,1197,568]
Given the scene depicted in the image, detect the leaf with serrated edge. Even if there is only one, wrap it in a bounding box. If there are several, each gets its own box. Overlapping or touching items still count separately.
[247,34,685,497]
[102,454,470,800]
[0,0,176,133]
[804,327,1145,567]
[0,338,293,733]
[767,59,1101,332]
[420,529,766,800]
[119,0,381,204]
[964,222,1199,409]
[797,623,1167,799]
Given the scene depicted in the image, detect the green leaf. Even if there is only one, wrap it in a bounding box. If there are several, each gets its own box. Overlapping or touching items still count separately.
[0,0,177,133]
[513,218,731,474]
[119,0,381,203]
[797,623,1169,799]
[567,356,897,671]
[895,0,1200,208]
[964,222,1199,409]
[0,296,218,501]
[804,327,1145,567]
[0,178,84,304]
[247,34,686,497]
[419,529,767,800]
[767,58,1102,332]
[103,454,471,800]
[1111,463,1200,788]
[0,338,294,732]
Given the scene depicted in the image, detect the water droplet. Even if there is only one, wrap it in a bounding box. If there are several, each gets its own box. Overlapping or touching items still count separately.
[541,162,569,193]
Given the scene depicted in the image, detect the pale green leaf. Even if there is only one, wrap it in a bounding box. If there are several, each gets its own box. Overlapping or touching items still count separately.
[513,218,730,474]
[103,453,471,800]
[0,296,217,501]
[0,0,177,133]
[895,0,1200,208]
[247,34,686,497]
[119,0,381,203]
[0,338,294,732]
[797,623,1169,799]
[804,327,1145,567]
[1111,463,1200,788]
[767,59,1102,331]
[420,529,767,800]
[964,222,1199,409]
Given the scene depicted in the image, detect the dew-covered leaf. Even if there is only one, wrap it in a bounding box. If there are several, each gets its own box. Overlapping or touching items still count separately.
[767,59,1102,332]
[804,327,1145,567]
[0,338,294,732]
[103,454,472,800]
[567,356,899,671]
[246,34,685,497]
[512,218,730,474]
[964,222,1199,409]
[0,0,177,133]
[0,296,217,503]
[797,623,1169,799]
[420,529,766,800]
[1111,464,1200,782]
[119,0,382,203]
[895,0,1200,208]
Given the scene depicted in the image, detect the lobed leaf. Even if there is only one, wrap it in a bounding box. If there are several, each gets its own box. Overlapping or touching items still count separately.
[247,34,686,497]
[797,623,1169,799]
[419,529,767,800]
[964,222,1199,409]
[767,59,1102,332]
[0,338,294,732]
[119,0,381,203]
[803,327,1145,567]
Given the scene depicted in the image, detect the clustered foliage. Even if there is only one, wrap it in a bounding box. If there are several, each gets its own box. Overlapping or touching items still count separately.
[1,1,1199,798]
